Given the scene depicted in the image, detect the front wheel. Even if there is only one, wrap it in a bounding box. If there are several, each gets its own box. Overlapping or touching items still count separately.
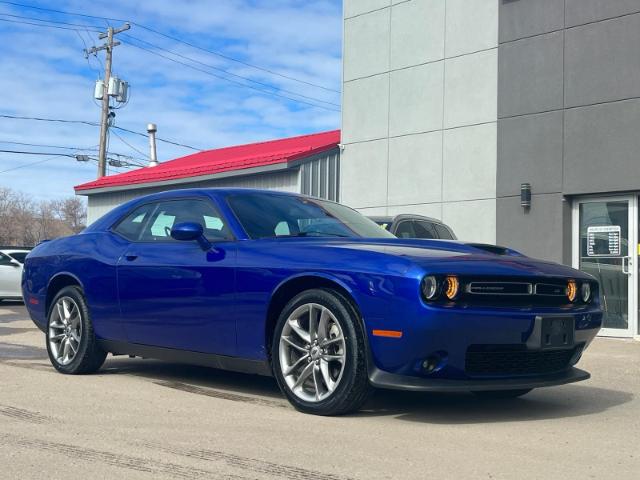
[271,288,371,415]
[46,286,106,374]
[472,389,532,399]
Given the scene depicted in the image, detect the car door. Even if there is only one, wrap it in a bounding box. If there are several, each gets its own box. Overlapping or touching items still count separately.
[115,197,237,356]
[0,252,22,298]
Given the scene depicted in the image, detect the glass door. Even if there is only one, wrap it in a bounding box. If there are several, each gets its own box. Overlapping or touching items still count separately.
[573,196,637,337]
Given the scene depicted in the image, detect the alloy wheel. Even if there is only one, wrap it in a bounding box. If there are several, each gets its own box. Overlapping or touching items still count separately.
[279,302,346,402]
[48,296,82,366]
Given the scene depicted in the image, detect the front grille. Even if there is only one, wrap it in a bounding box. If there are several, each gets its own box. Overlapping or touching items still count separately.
[467,281,532,295]
[534,283,568,296]
[452,276,582,308]
[465,345,578,377]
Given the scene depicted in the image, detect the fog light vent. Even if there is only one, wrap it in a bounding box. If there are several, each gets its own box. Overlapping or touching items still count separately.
[421,351,448,375]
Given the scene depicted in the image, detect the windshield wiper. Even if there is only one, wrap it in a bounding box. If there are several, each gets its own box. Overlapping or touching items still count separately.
[264,231,351,239]
[296,231,351,237]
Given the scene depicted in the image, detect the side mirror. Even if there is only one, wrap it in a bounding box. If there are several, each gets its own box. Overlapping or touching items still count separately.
[170,222,211,251]
[10,260,21,267]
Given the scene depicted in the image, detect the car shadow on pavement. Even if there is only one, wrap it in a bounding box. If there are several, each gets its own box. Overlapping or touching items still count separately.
[97,356,633,423]
[0,301,27,324]
[355,385,634,424]
[99,357,286,402]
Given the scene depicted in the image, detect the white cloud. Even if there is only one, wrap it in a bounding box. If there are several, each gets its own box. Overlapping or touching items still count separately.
[0,0,342,199]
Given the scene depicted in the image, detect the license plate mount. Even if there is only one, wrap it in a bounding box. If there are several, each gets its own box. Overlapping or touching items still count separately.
[541,316,575,349]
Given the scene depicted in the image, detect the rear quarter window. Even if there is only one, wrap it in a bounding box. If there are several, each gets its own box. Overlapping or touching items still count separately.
[434,224,455,240]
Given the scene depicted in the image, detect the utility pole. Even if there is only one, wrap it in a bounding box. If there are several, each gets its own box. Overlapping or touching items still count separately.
[85,23,130,178]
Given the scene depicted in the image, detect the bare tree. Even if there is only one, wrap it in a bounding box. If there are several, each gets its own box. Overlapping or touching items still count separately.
[0,186,87,246]
[59,197,87,234]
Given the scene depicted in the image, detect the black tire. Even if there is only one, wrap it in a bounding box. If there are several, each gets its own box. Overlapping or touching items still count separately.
[46,286,107,374]
[472,388,532,399]
[271,288,371,415]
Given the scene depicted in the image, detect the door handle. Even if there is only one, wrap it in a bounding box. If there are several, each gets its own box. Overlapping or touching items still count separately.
[124,255,138,262]
[622,256,632,275]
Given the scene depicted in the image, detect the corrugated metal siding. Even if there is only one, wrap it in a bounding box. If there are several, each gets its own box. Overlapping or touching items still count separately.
[300,151,340,202]
[86,170,300,225]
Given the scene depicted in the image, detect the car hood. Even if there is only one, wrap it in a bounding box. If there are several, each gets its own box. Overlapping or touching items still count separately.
[325,238,592,280]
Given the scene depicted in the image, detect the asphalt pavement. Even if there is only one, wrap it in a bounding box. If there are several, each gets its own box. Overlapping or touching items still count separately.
[0,302,638,479]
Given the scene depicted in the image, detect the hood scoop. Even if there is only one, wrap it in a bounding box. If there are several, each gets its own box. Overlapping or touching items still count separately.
[466,243,520,256]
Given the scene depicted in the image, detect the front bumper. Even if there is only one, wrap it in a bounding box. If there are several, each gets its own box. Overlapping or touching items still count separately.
[369,366,590,392]
[365,303,602,384]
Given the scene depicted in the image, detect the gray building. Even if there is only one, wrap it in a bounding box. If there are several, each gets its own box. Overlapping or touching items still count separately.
[340,0,640,339]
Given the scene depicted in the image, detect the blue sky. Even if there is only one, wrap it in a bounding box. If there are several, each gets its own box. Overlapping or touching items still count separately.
[0,0,342,199]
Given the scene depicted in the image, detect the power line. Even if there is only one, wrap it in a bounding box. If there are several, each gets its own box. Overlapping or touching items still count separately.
[120,33,340,108]
[110,129,149,159]
[0,12,102,29]
[121,39,340,112]
[0,113,98,126]
[0,16,101,32]
[0,150,142,174]
[110,125,200,151]
[0,1,127,23]
[0,0,340,93]
[0,139,98,150]
[135,24,341,94]
[0,149,77,156]
[74,29,102,80]
[0,113,202,151]
[0,155,64,174]
[0,140,141,164]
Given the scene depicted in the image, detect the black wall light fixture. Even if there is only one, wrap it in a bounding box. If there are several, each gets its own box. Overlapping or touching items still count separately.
[521,183,532,209]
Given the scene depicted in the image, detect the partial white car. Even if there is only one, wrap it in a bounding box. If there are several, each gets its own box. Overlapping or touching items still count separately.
[0,248,30,302]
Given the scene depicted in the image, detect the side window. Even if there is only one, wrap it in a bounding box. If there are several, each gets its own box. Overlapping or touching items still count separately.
[394,221,415,239]
[139,199,232,242]
[149,211,176,237]
[113,203,156,241]
[274,221,291,236]
[413,221,437,239]
[0,252,14,266]
[434,223,455,240]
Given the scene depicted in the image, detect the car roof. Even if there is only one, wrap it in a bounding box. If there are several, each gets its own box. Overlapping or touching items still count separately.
[368,214,446,225]
[84,188,339,233]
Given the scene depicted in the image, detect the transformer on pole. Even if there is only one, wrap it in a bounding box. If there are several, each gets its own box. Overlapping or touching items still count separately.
[84,23,131,178]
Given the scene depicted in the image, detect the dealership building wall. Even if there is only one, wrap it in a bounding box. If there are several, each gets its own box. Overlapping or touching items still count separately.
[340,0,640,263]
[341,0,499,244]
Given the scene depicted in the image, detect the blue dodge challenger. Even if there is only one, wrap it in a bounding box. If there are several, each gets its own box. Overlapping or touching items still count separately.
[23,189,602,415]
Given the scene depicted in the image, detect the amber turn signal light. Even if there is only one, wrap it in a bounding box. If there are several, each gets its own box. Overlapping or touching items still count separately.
[567,280,577,302]
[444,276,460,300]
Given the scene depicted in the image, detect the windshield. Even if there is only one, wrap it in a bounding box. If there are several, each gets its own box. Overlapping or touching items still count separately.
[227,193,395,239]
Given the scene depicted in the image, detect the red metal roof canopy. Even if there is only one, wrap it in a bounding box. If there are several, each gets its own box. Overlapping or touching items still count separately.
[75,129,340,193]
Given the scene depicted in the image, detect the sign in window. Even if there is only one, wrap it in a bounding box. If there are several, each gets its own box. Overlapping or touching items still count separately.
[586,225,621,257]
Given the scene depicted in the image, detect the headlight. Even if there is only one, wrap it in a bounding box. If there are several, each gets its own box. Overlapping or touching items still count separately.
[567,280,577,302]
[444,276,460,300]
[580,282,592,303]
[421,275,440,300]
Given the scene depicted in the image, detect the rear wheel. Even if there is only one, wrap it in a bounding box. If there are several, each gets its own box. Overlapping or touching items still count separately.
[472,389,532,399]
[46,286,106,374]
[271,288,370,415]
